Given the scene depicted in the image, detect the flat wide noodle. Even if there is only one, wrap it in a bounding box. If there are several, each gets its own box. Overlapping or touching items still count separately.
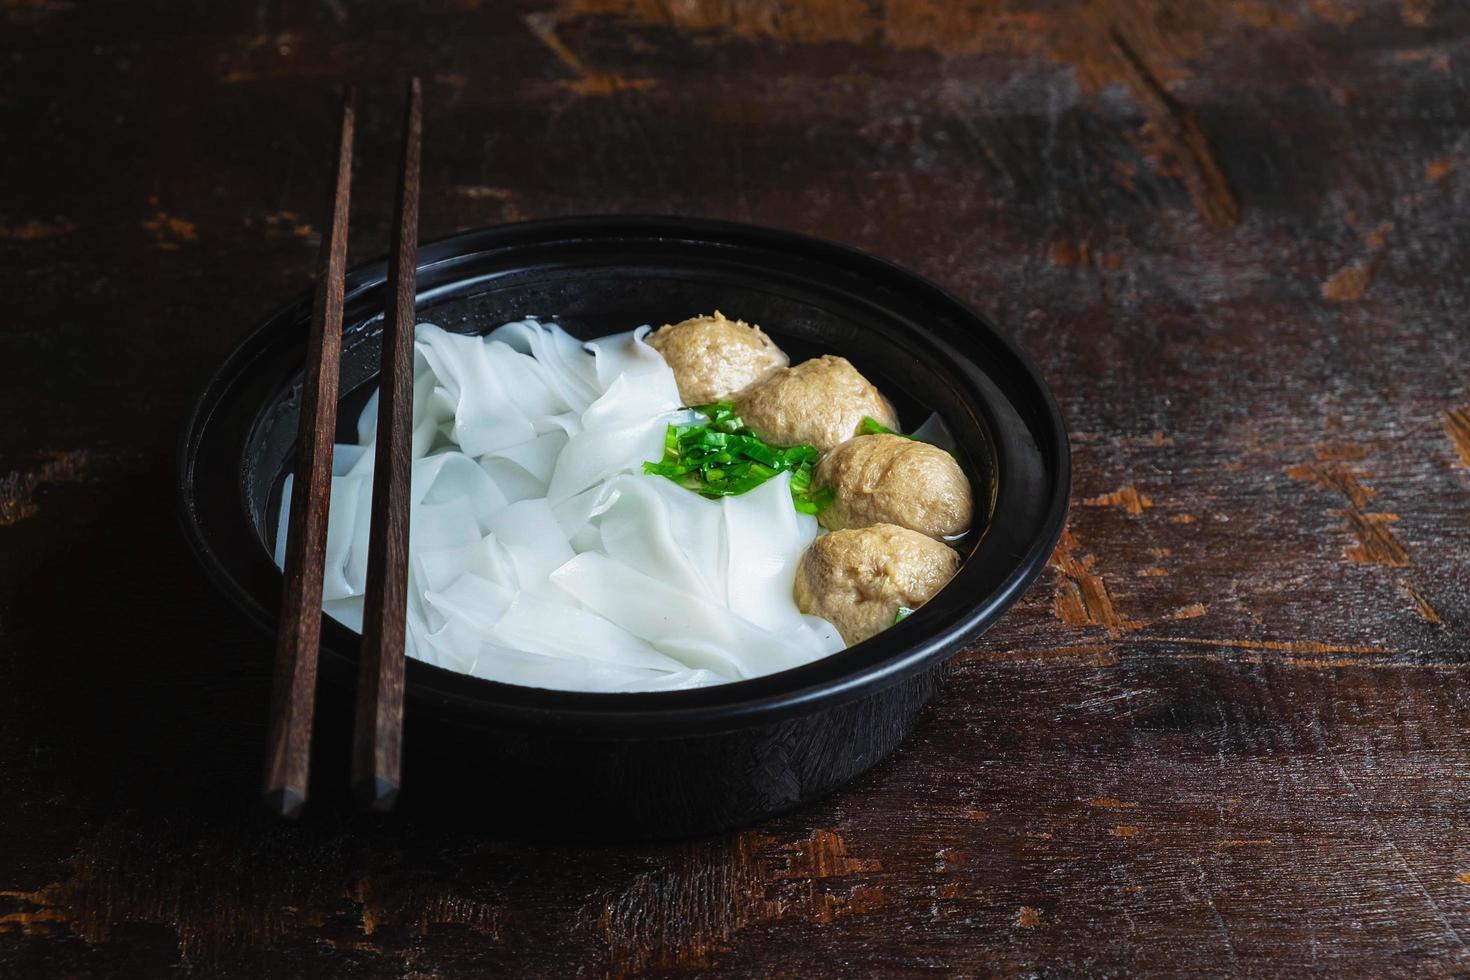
[274,318,841,692]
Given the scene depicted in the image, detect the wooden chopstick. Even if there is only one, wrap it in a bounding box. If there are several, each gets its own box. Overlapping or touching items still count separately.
[351,78,421,812]
[263,90,355,820]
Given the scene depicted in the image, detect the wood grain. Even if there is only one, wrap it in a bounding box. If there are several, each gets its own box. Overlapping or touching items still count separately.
[2,0,1469,976]
[351,78,421,814]
[261,92,354,821]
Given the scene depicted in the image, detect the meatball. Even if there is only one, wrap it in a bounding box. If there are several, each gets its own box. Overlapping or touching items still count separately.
[815,433,972,540]
[646,311,788,407]
[734,355,898,451]
[794,524,960,645]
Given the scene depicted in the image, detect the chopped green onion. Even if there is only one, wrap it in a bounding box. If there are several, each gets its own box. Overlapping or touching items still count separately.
[643,404,833,513]
[894,606,913,624]
[791,485,834,515]
[859,416,916,439]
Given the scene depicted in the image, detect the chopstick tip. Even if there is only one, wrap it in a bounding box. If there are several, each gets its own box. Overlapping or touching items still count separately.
[353,775,401,813]
[338,86,358,135]
[263,786,308,821]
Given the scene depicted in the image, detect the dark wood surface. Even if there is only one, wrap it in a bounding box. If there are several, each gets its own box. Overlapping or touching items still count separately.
[3,0,1468,976]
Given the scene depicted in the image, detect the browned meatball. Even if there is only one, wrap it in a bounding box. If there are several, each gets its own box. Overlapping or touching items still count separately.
[645,311,788,407]
[734,355,897,451]
[793,524,960,645]
[815,433,971,540]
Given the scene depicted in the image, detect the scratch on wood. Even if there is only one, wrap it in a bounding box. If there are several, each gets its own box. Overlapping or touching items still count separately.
[935,847,967,869]
[966,636,1441,671]
[524,12,656,94]
[1402,0,1434,26]
[142,209,198,250]
[1310,1,1363,26]
[1458,872,1470,885]
[1445,407,1470,467]
[1340,510,1410,567]
[1323,215,1396,300]
[1112,825,1141,837]
[1109,29,1240,226]
[1170,650,1466,670]
[933,881,969,899]
[1109,430,1175,448]
[1159,636,1389,655]
[0,218,76,240]
[1288,457,1410,566]
[1091,797,1139,809]
[1286,460,1374,508]
[1161,603,1208,621]
[1314,441,1368,461]
[835,885,891,917]
[1083,486,1153,514]
[0,884,71,936]
[257,210,315,240]
[1404,584,1444,624]
[1051,239,1124,270]
[778,829,881,879]
[0,907,71,931]
[1320,261,1373,301]
[0,450,97,525]
[1048,528,1141,637]
[1137,567,1168,577]
[1397,46,1452,71]
[1222,839,1273,847]
[1359,220,1395,250]
[1017,906,1042,928]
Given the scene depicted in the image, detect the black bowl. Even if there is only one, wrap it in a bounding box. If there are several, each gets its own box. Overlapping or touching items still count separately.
[178,216,1069,839]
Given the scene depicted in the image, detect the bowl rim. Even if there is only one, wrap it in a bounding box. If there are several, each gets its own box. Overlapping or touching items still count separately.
[178,214,1070,734]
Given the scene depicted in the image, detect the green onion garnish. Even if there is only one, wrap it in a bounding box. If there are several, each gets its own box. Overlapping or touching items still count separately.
[894,607,913,624]
[643,402,832,513]
[859,416,916,439]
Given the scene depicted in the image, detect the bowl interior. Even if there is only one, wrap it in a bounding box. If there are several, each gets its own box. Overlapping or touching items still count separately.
[244,265,1002,556]
[181,218,1067,731]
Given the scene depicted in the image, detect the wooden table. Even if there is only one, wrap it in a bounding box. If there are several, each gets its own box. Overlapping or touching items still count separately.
[3,0,1468,975]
